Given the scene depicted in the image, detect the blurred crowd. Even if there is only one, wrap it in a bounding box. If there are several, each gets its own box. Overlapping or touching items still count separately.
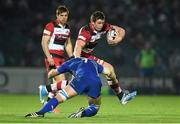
[0,0,180,77]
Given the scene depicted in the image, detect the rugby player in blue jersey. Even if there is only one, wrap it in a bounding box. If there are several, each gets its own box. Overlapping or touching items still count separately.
[25,58,136,118]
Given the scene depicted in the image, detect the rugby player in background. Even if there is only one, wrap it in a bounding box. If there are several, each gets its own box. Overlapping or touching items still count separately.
[40,5,73,112]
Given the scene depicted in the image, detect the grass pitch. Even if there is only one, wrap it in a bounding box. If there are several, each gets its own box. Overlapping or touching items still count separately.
[0,94,180,123]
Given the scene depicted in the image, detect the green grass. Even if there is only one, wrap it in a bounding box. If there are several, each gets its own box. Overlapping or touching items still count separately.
[0,94,180,123]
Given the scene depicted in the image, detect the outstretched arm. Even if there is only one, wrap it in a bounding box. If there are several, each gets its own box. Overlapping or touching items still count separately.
[48,62,69,79]
[48,69,59,79]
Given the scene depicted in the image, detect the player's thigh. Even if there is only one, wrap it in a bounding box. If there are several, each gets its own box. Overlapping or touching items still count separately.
[90,55,114,71]
[53,57,66,81]
[102,61,114,71]
[87,79,102,99]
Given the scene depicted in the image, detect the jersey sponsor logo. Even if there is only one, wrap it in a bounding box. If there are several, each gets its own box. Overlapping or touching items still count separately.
[54,28,70,36]
[55,34,69,40]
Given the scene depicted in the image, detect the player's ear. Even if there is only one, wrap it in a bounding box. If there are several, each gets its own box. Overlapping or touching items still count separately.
[56,14,59,18]
[91,20,94,25]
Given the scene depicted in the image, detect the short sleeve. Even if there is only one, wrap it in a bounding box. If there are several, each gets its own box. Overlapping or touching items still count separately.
[43,22,54,36]
[77,27,91,43]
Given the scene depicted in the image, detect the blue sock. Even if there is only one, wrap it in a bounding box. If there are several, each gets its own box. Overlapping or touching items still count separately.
[82,104,98,117]
[38,98,59,114]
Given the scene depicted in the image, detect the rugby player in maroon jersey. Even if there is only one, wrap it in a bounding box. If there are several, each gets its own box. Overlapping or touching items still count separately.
[40,5,73,113]
[73,11,132,102]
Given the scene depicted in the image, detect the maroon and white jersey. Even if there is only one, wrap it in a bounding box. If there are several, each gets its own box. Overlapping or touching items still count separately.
[77,22,111,54]
[43,19,70,57]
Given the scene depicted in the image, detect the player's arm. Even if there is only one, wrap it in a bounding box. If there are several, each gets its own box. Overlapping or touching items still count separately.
[42,23,55,65]
[41,35,51,58]
[65,37,73,57]
[48,62,69,79]
[41,35,54,65]
[109,25,125,44]
[48,69,59,79]
[73,39,86,58]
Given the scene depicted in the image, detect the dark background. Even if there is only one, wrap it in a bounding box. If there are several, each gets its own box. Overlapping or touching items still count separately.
[0,0,179,78]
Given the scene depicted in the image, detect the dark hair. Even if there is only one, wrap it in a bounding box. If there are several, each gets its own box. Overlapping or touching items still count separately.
[56,5,69,15]
[90,11,105,22]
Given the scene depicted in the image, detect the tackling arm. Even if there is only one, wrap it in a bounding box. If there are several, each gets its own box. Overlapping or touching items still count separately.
[48,62,70,79]
[48,69,59,79]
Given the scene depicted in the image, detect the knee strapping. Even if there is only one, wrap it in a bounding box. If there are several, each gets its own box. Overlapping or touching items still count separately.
[58,89,69,101]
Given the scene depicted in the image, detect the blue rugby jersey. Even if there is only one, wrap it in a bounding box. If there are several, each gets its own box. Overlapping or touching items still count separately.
[57,57,103,79]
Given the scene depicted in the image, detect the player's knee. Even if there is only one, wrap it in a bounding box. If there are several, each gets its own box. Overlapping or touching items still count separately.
[56,89,69,102]
[88,96,101,105]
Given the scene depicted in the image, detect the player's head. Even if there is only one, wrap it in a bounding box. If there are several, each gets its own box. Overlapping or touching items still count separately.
[90,11,105,31]
[56,5,69,25]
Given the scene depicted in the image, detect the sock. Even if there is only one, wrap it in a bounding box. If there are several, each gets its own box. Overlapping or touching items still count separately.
[82,104,99,117]
[46,85,52,92]
[117,92,124,100]
[38,98,59,114]
[109,83,122,95]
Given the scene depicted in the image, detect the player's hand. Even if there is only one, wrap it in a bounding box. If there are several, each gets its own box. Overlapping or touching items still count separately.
[48,69,58,79]
[47,57,54,65]
[107,26,125,46]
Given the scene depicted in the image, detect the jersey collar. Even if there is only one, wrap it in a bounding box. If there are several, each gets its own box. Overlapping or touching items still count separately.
[89,22,97,33]
[55,19,66,28]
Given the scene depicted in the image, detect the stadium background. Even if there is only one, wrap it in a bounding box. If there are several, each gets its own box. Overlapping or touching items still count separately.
[0,0,180,123]
[0,0,179,94]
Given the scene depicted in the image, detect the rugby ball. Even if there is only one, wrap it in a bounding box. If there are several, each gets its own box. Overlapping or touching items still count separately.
[107,29,118,45]
[107,28,124,45]
[107,29,117,40]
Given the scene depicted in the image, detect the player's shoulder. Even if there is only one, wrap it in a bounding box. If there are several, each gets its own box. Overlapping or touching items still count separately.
[80,24,92,34]
[45,21,55,28]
